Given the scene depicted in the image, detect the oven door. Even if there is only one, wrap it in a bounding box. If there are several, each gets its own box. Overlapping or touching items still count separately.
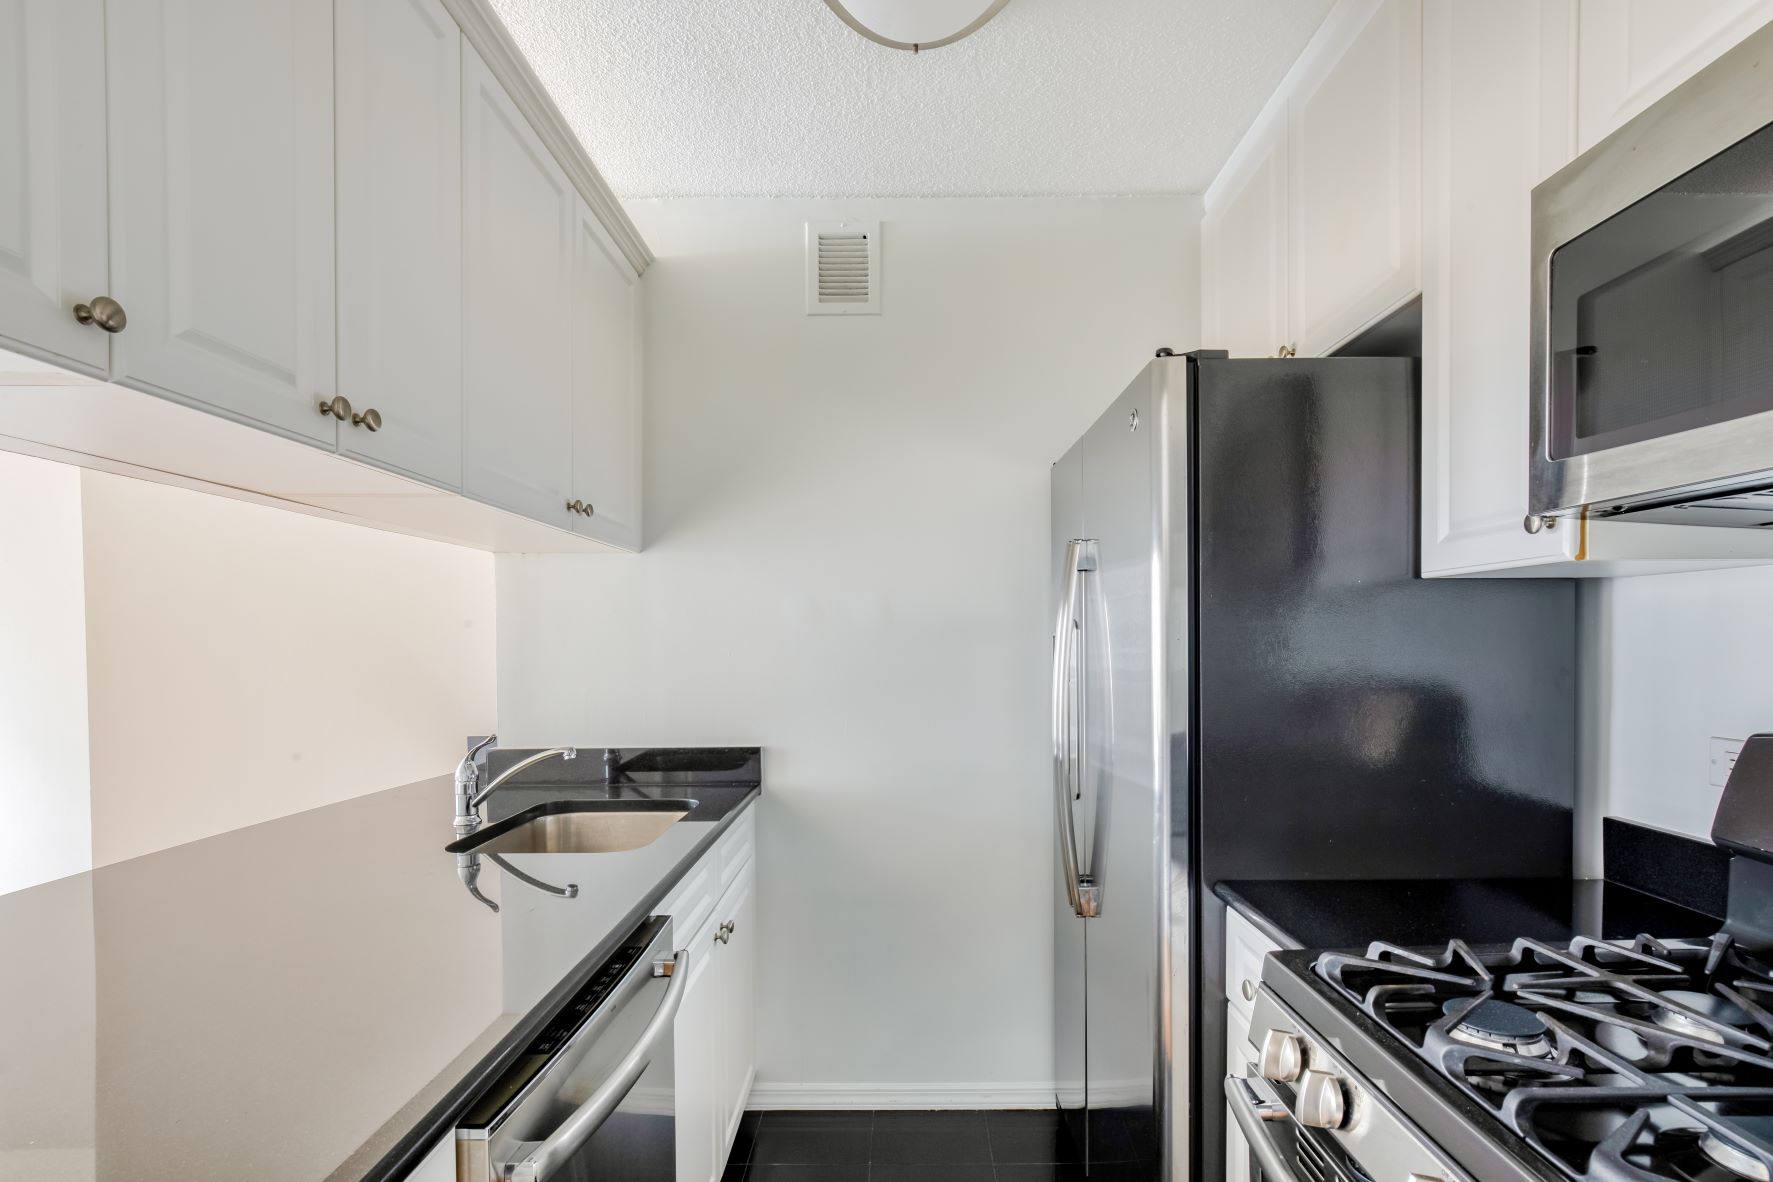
[457,917,685,1182]
[1529,19,1773,520]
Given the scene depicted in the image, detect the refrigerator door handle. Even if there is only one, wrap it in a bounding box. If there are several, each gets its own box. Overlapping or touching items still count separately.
[1053,539,1100,918]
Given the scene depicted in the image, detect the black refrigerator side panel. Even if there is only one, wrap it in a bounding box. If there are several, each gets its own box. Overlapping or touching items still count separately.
[1193,357,1576,885]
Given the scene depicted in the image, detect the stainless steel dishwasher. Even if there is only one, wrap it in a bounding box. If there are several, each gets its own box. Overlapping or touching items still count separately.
[456,915,687,1182]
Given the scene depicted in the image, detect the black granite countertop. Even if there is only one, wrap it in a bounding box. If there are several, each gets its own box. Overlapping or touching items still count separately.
[1214,818,1730,953]
[0,748,759,1181]
[1215,877,1721,952]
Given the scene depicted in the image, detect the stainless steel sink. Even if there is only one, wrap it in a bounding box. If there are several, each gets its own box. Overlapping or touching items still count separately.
[445,799,695,855]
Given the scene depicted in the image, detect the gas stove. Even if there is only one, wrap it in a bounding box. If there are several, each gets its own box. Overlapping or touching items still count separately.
[1227,735,1773,1182]
[1315,932,1773,1181]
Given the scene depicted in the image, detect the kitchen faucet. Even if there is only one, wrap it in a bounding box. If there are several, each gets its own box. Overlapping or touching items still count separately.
[453,735,579,835]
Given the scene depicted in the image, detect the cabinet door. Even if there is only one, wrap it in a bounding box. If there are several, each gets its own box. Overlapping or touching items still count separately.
[675,912,721,1182]
[335,0,463,487]
[1419,0,1579,577]
[106,0,338,445]
[1288,0,1421,356]
[1577,0,1773,150]
[461,44,573,527]
[0,0,109,376]
[1200,100,1291,359]
[714,860,757,1157]
[569,196,642,548]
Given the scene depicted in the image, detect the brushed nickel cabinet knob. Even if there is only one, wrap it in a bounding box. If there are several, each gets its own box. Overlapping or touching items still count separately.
[317,395,354,421]
[351,407,382,431]
[73,296,127,333]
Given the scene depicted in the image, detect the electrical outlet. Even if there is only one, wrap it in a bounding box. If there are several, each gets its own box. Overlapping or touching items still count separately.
[1712,736,1748,788]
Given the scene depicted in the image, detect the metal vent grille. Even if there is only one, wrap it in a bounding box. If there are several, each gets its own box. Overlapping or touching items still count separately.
[806,221,880,315]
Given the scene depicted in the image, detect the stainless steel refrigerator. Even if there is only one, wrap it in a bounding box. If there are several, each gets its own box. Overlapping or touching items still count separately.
[1049,352,1576,1179]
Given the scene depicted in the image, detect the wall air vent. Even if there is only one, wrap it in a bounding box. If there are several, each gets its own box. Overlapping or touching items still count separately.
[806,221,880,315]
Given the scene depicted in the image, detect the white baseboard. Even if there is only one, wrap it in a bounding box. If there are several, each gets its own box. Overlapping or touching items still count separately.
[746,1082,1058,1111]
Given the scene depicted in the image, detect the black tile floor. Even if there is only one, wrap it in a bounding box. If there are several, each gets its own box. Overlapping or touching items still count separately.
[721,1110,1151,1182]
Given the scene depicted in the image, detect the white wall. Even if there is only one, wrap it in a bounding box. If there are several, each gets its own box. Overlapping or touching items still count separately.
[496,196,1196,1101]
[0,456,498,891]
[80,471,498,866]
[0,453,93,895]
[1583,566,1773,868]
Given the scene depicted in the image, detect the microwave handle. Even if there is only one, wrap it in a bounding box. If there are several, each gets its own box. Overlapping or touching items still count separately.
[1224,1074,1302,1182]
[508,948,691,1182]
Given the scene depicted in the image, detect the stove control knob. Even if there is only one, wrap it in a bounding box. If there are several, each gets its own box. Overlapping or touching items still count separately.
[1258,1029,1303,1083]
[1296,1069,1347,1130]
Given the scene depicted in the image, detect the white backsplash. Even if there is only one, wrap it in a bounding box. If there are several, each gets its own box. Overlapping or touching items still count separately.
[1580,564,1773,875]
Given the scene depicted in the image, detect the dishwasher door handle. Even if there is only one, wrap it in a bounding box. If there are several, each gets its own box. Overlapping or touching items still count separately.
[508,948,691,1182]
[1225,1074,1303,1182]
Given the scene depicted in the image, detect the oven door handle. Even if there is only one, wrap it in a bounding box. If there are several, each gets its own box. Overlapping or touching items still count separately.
[507,949,691,1182]
[1224,1074,1302,1182]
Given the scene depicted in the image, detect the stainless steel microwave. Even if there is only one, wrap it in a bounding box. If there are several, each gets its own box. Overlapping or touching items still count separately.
[1530,19,1773,528]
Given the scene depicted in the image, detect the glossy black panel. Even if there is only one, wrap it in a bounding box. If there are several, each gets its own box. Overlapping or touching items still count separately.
[1216,878,1720,952]
[1603,817,1729,915]
[1192,357,1577,885]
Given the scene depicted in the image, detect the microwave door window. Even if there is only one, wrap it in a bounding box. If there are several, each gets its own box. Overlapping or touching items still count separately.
[1550,120,1773,460]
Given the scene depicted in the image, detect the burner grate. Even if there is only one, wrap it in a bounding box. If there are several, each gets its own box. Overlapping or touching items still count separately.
[1314,935,1773,1181]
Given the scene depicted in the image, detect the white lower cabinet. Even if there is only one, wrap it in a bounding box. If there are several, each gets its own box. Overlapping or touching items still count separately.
[667,814,758,1182]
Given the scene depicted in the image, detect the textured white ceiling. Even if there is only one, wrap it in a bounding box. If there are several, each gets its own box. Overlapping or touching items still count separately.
[486,0,1336,198]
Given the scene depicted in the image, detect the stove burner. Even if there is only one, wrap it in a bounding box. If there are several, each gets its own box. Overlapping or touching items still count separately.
[1313,935,1773,1182]
[1654,989,1753,1045]
[1701,1127,1773,1181]
[1443,997,1555,1058]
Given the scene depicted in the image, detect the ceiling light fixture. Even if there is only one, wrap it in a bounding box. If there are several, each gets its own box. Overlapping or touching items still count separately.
[822,0,1010,52]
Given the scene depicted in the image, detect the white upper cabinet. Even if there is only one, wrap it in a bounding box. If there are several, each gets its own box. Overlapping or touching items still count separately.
[1199,0,1420,360]
[1288,0,1422,357]
[570,196,642,549]
[1200,101,1290,359]
[461,43,574,528]
[1577,0,1773,151]
[0,0,110,377]
[335,0,464,488]
[1419,0,1578,577]
[106,0,338,446]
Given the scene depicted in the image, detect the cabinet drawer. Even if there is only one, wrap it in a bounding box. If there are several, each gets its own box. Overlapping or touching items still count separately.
[660,807,756,947]
[717,808,756,891]
[662,857,718,946]
[1225,907,1280,1025]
